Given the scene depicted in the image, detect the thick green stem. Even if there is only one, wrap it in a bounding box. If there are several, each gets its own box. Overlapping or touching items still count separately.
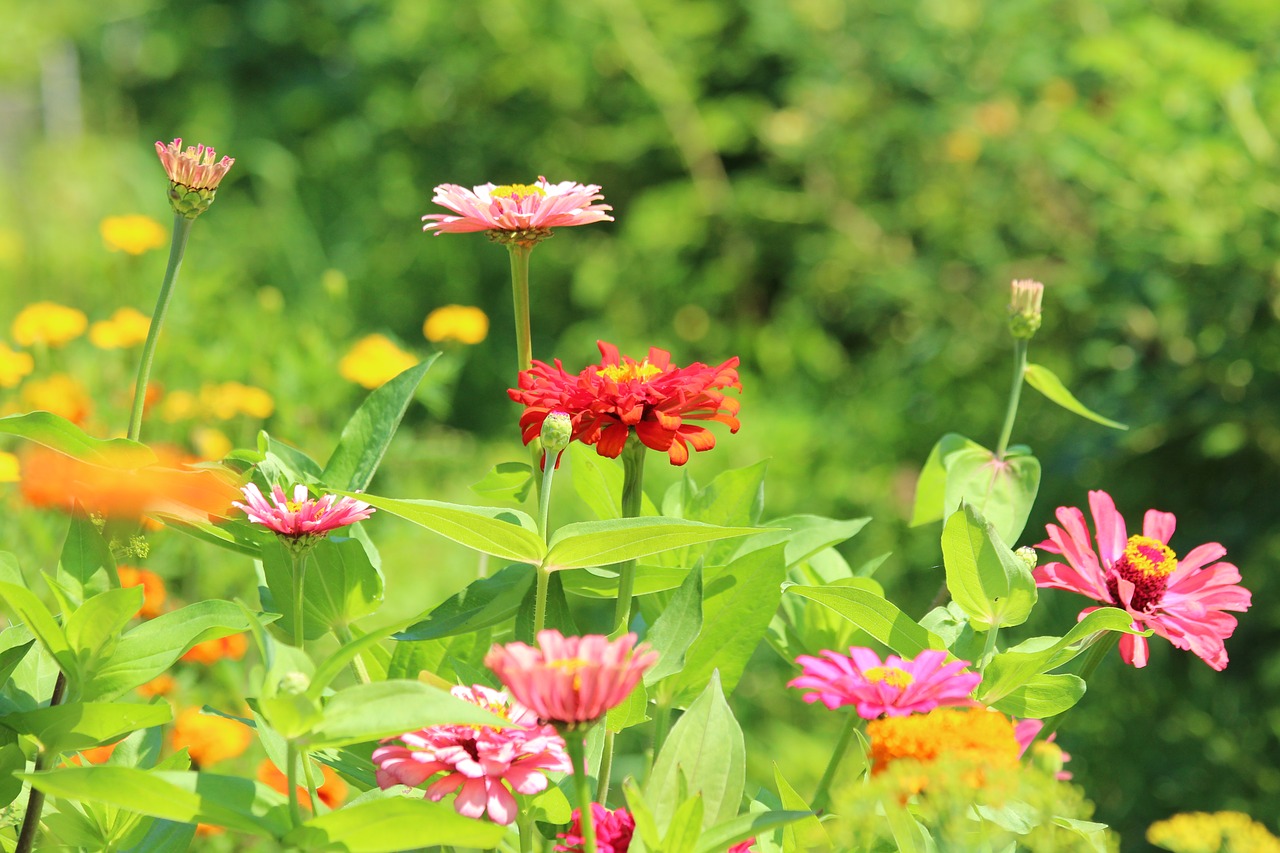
[994,338,1029,459]
[300,752,322,813]
[611,440,647,633]
[517,808,535,853]
[811,710,859,814]
[333,624,371,684]
[15,672,67,853]
[978,624,1000,672]
[128,214,193,442]
[292,550,309,649]
[1037,632,1120,742]
[650,700,672,770]
[533,566,552,637]
[566,734,598,853]
[508,243,534,375]
[533,458,559,635]
[596,730,615,804]
[286,741,303,828]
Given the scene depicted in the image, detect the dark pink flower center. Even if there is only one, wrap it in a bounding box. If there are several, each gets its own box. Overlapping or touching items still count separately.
[1107,534,1178,612]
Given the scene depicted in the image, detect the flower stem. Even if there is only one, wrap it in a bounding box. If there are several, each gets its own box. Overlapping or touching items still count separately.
[332,624,371,684]
[811,710,860,815]
[300,751,322,813]
[566,734,598,853]
[15,672,67,853]
[596,730,615,804]
[978,624,1000,672]
[650,700,672,769]
[612,439,647,633]
[533,456,559,635]
[517,808,535,853]
[533,566,552,637]
[1037,631,1120,742]
[127,213,193,442]
[994,338,1029,459]
[507,243,534,375]
[286,741,303,828]
[292,550,309,649]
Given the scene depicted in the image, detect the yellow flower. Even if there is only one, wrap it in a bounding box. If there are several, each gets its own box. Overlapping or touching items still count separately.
[339,334,419,389]
[192,426,233,461]
[89,307,151,349]
[169,707,252,767]
[200,382,274,420]
[0,344,34,388]
[0,452,19,483]
[21,374,91,424]
[1148,811,1280,853]
[424,304,489,345]
[159,390,200,422]
[12,302,87,348]
[100,215,168,255]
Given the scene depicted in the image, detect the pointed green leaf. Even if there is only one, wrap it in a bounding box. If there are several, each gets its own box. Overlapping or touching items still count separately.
[56,514,116,606]
[605,680,650,733]
[285,793,507,851]
[941,503,1037,630]
[644,564,703,685]
[560,564,691,598]
[569,442,659,519]
[0,412,156,467]
[0,639,34,687]
[695,809,816,853]
[65,587,144,671]
[297,537,384,633]
[0,580,75,674]
[307,680,510,749]
[773,764,826,851]
[310,621,405,700]
[395,563,534,641]
[1050,817,1113,853]
[7,701,172,754]
[786,584,948,658]
[624,778,664,849]
[910,433,982,527]
[989,673,1086,718]
[732,515,869,568]
[1025,363,1127,430]
[943,447,1041,545]
[346,493,545,563]
[663,793,704,852]
[151,514,263,559]
[470,461,535,504]
[545,517,761,571]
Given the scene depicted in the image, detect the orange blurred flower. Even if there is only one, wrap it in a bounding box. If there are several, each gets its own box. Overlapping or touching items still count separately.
[195,824,226,837]
[89,307,151,349]
[67,740,121,766]
[12,302,87,347]
[339,334,418,389]
[170,707,251,767]
[137,673,175,698]
[21,374,92,424]
[117,566,166,619]
[100,215,168,256]
[0,343,34,388]
[180,633,248,665]
[257,758,348,809]
[423,305,489,345]
[867,707,1020,791]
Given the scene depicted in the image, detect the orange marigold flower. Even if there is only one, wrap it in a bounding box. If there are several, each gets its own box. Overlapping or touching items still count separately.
[21,374,91,424]
[867,708,1020,790]
[509,341,742,466]
[117,566,166,619]
[0,343,34,388]
[257,758,348,809]
[423,305,489,345]
[180,633,248,665]
[339,334,419,389]
[137,673,175,698]
[89,307,151,349]
[170,707,251,767]
[100,215,168,255]
[12,302,88,347]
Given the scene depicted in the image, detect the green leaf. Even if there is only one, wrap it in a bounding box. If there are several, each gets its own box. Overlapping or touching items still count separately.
[310,622,404,700]
[643,564,704,686]
[544,517,761,571]
[605,680,650,733]
[910,433,983,527]
[348,493,545,563]
[647,671,745,829]
[0,625,61,715]
[287,793,507,851]
[307,680,510,749]
[662,793,705,852]
[1024,363,1128,430]
[0,412,156,467]
[65,587,144,672]
[120,818,197,853]
[786,584,948,658]
[20,768,289,836]
[773,763,826,851]
[470,461,535,504]
[151,514,263,559]
[0,640,34,687]
[676,460,769,565]
[322,355,438,491]
[943,448,1041,545]
[624,778,664,849]
[306,537,384,633]
[7,701,172,755]
[256,431,324,481]
[989,673,1086,718]
[695,809,816,853]
[560,565,690,598]
[941,503,1037,630]
[55,514,116,606]
[1050,817,1113,853]
[395,563,533,641]
[0,580,75,674]
[732,514,869,568]
[569,442,659,519]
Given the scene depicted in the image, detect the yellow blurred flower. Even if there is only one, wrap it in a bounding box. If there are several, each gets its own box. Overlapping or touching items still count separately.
[89,307,151,349]
[100,215,168,255]
[1148,811,1280,853]
[169,707,251,767]
[159,390,200,422]
[21,374,91,424]
[0,452,19,483]
[339,334,419,389]
[12,302,87,348]
[200,382,274,420]
[192,426,233,461]
[0,343,34,388]
[424,304,489,345]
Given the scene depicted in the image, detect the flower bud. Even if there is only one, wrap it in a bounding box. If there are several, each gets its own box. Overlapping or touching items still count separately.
[540,411,573,455]
[1008,279,1044,339]
[155,139,235,219]
[1029,740,1065,777]
[1016,546,1038,572]
[279,671,311,696]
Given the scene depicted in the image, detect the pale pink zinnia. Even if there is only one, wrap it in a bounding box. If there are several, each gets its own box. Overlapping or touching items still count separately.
[232,483,374,539]
[422,178,613,241]
[788,647,981,719]
[154,138,235,190]
[1033,490,1251,671]
[372,684,570,825]
[484,630,657,729]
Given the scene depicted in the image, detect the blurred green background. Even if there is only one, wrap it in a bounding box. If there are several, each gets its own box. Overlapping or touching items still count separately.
[2,0,1278,845]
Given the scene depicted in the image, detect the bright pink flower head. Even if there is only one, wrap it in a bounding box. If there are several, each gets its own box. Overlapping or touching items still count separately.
[555,804,635,853]
[154,138,235,190]
[788,647,981,719]
[1013,718,1072,781]
[509,341,742,466]
[484,630,658,729]
[423,178,613,245]
[1033,490,1251,671]
[371,684,569,825]
[232,483,374,539]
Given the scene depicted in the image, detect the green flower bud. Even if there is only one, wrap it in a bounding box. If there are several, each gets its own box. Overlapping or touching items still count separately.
[1029,740,1065,777]
[1009,279,1044,340]
[540,411,573,455]
[278,671,311,696]
[1016,546,1038,572]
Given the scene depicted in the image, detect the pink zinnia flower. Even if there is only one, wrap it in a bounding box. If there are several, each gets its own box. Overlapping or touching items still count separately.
[484,631,658,729]
[154,138,235,190]
[555,804,635,853]
[509,341,742,466]
[233,483,374,539]
[423,178,613,244]
[1033,490,1251,670]
[788,648,981,719]
[372,684,570,825]
[1013,718,1072,780]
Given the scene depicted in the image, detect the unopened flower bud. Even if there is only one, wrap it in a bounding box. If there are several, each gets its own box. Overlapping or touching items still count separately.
[1016,546,1038,572]
[1029,740,1065,777]
[540,411,573,455]
[1009,279,1044,339]
[279,671,311,695]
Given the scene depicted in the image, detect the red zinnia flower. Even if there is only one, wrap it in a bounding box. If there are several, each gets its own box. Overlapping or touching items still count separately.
[508,341,741,466]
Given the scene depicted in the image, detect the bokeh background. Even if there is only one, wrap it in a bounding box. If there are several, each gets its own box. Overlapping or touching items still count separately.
[2,0,1278,846]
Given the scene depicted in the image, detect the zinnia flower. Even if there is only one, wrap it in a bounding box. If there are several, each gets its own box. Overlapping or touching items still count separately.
[509,341,741,466]
[233,484,374,541]
[100,215,168,255]
[372,684,570,825]
[555,804,635,853]
[867,708,1021,780]
[423,178,612,246]
[789,647,980,719]
[1033,490,1251,670]
[424,304,490,344]
[169,707,252,767]
[484,630,658,729]
[338,334,419,390]
[155,138,235,218]
[12,301,87,347]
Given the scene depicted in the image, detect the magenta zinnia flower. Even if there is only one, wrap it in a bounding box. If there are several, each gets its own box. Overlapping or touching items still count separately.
[788,648,981,719]
[154,138,235,191]
[1034,490,1251,670]
[556,804,635,853]
[509,341,742,466]
[372,684,569,825]
[484,631,658,729]
[233,483,374,539]
[423,178,613,245]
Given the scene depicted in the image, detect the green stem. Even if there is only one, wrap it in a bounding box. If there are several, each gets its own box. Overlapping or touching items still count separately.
[333,624,371,684]
[292,550,309,649]
[566,734,598,853]
[811,710,859,815]
[533,566,552,637]
[994,338,1029,459]
[508,243,534,375]
[978,624,1000,672]
[1037,632,1120,742]
[533,456,559,635]
[127,213,193,442]
[15,672,67,853]
[286,741,303,828]
[596,730,615,804]
[517,808,535,853]
[650,700,672,770]
[300,751,322,814]
[612,439,647,633]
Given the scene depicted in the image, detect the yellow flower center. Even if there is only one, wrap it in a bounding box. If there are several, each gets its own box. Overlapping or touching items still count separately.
[863,666,915,689]
[549,657,588,691]
[491,183,546,200]
[1118,534,1177,579]
[597,361,664,383]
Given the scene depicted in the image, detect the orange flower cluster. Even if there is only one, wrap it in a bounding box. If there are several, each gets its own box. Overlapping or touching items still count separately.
[257,759,348,809]
[169,707,252,767]
[867,708,1020,792]
[117,566,166,619]
[180,633,248,665]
